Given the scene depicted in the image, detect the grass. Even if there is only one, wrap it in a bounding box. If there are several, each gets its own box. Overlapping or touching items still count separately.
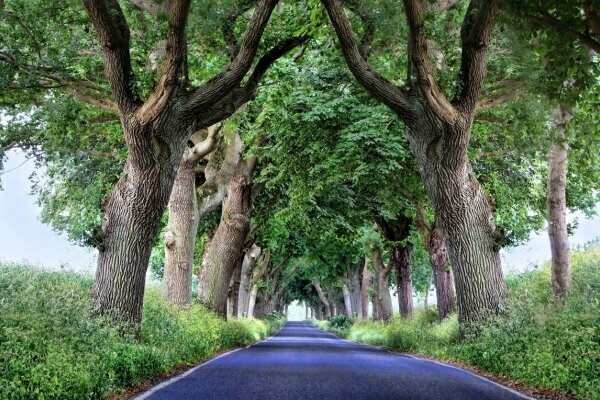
[317,245,600,400]
[0,263,284,400]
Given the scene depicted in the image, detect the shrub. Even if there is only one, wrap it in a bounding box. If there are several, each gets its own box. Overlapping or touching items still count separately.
[0,263,284,400]
[319,246,600,400]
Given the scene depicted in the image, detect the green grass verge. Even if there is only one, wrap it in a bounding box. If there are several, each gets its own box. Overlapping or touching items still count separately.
[317,246,600,400]
[0,263,284,399]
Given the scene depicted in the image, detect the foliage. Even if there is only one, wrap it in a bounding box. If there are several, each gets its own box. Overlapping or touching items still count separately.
[318,245,600,399]
[317,314,353,337]
[0,263,282,400]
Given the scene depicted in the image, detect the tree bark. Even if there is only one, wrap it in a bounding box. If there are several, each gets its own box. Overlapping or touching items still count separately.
[91,122,186,326]
[342,283,353,317]
[548,104,572,300]
[376,215,414,318]
[429,226,456,319]
[198,171,252,317]
[406,112,508,325]
[350,271,361,318]
[360,258,372,319]
[228,263,242,317]
[163,127,219,306]
[163,161,199,306]
[371,245,393,321]
[393,244,414,318]
[247,284,259,318]
[238,244,261,317]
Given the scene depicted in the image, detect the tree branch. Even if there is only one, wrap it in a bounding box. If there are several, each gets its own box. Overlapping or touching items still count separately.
[321,0,413,119]
[0,51,117,112]
[403,0,457,123]
[345,0,375,59]
[136,0,192,125]
[584,0,600,36]
[196,131,243,217]
[250,250,271,286]
[476,77,527,111]
[183,0,279,117]
[515,7,600,52]
[222,0,255,59]
[187,124,222,163]
[453,0,498,114]
[83,0,139,114]
[244,35,310,92]
[431,0,460,13]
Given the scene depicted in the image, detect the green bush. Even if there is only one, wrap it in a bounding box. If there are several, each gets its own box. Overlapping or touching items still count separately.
[451,246,600,399]
[0,263,284,400]
[319,246,600,400]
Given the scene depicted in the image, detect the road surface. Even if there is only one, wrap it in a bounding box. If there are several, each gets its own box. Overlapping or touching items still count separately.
[136,321,532,400]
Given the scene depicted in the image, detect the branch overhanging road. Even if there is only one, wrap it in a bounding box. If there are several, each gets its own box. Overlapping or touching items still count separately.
[136,321,532,400]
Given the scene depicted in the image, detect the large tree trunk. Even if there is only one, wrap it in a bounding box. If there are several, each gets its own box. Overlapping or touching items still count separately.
[393,244,414,318]
[92,130,184,326]
[163,161,199,306]
[341,284,353,317]
[360,259,372,319]
[547,104,572,300]
[198,172,252,317]
[406,115,508,325]
[315,305,323,320]
[429,226,456,319]
[371,245,393,321]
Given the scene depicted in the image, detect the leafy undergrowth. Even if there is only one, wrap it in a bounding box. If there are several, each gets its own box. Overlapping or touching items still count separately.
[0,263,284,400]
[318,246,600,400]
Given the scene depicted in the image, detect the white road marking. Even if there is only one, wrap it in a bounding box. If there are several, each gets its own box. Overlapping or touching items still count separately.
[314,323,535,400]
[134,329,281,399]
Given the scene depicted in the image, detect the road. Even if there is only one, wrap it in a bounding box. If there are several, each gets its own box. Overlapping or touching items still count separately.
[136,321,532,400]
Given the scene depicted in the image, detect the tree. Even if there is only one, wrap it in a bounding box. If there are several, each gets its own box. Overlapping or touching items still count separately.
[322,0,510,325]
[198,157,257,316]
[376,215,414,318]
[505,0,600,299]
[1,0,307,326]
[162,125,221,306]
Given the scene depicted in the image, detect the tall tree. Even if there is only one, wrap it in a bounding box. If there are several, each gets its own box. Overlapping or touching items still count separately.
[1,0,307,326]
[322,0,508,324]
[505,0,600,299]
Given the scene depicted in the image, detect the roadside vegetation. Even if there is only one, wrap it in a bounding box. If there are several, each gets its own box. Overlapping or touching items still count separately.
[0,263,283,400]
[316,245,600,400]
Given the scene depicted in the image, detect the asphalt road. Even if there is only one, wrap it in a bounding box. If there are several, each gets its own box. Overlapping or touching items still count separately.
[136,321,532,400]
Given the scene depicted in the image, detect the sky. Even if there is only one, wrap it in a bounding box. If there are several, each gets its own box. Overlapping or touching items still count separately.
[0,149,599,274]
[0,150,97,272]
